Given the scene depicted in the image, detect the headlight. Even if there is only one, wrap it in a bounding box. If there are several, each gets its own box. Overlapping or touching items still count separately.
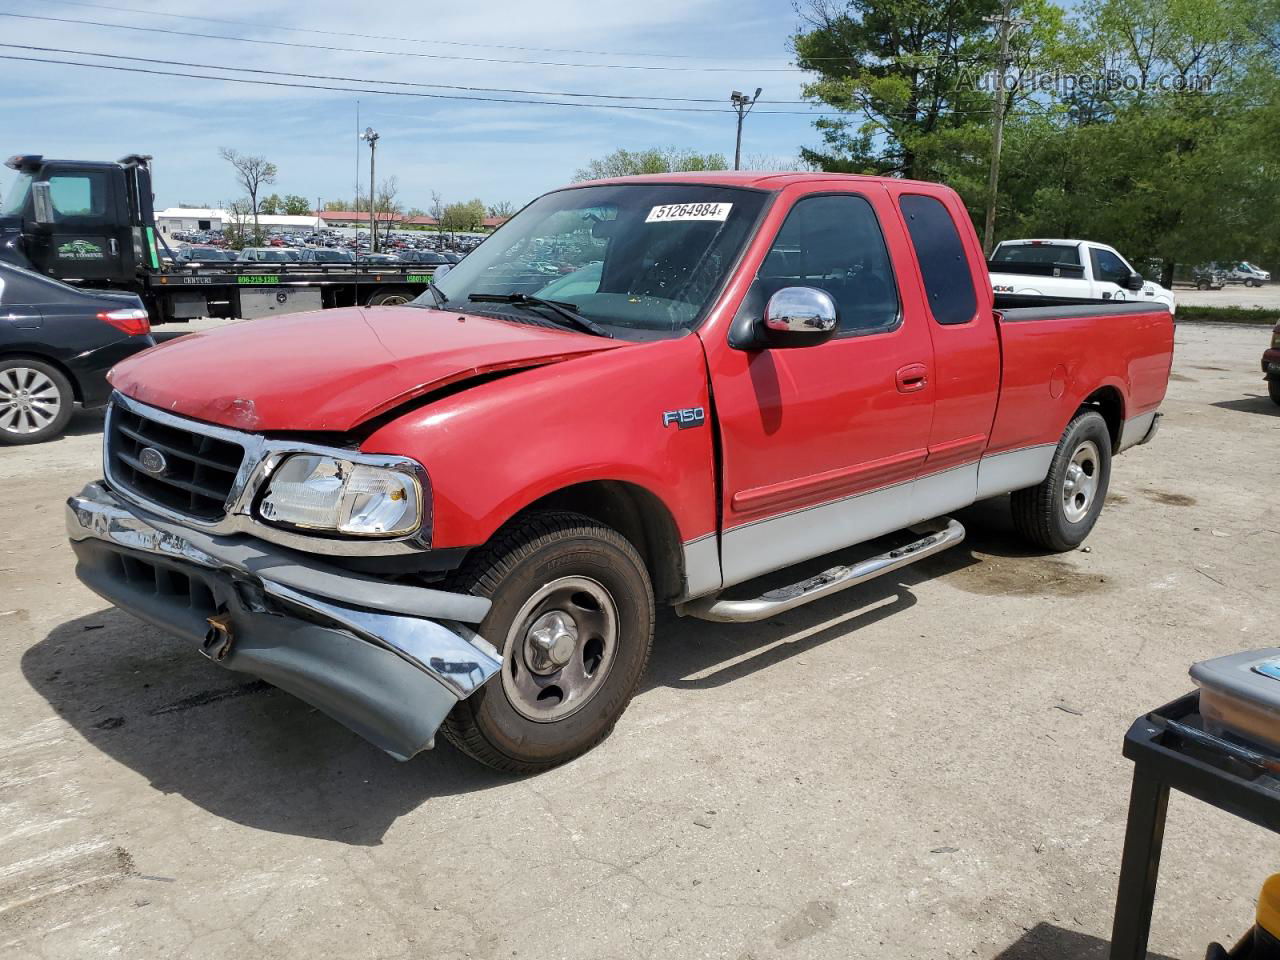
[258,454,424,537]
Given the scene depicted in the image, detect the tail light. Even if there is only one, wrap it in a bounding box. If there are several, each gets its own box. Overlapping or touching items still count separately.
[98,308,150,336]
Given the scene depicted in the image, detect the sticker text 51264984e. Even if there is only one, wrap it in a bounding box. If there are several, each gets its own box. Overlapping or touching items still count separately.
[645,202,733,223]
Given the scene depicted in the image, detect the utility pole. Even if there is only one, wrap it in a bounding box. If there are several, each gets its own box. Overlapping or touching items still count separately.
[982,0,1028,254]
[730,88,762,171]
[361,126,379,253]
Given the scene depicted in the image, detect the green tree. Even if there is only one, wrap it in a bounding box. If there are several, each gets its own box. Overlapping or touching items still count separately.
[994,0,1280,281]
[282,194,312,215]
[257,193,282,215]
[441,198,487,233]
[573,147,728,182]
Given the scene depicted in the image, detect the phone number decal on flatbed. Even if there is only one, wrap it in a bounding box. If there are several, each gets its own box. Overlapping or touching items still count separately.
[238,275,280,285]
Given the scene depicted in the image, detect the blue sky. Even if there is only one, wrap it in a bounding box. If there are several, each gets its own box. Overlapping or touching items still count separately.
[0,0,828,211]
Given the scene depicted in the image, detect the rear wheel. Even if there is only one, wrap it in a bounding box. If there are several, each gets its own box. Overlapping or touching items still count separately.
[1011,410,1112,552]
[441,511,655,773]
[0,359,74,445]
[367,288,413,306]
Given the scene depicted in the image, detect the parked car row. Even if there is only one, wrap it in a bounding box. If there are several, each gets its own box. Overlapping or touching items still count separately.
[173,244,466,266]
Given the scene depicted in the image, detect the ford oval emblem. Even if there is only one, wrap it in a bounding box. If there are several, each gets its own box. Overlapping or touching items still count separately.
[138,446,168,476]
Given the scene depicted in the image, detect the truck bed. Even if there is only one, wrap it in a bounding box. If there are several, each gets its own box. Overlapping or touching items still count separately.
[988,300,1175,457]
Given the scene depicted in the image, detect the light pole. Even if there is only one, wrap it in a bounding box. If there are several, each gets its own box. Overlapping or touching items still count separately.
[730,87,762,171]
[361,126,379,253]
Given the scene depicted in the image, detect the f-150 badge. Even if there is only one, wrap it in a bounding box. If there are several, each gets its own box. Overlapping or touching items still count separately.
[662,407,706,430]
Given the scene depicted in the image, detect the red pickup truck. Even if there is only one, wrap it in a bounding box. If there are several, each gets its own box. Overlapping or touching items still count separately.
[66,173,1173,772]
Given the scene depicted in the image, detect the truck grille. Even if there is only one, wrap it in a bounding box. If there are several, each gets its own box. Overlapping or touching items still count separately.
[107,403,246,521]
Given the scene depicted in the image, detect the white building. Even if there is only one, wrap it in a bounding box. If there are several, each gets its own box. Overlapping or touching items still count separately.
[155,207,323,236]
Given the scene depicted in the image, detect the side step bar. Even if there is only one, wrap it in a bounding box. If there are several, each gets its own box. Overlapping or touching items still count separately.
[677,518,965,623]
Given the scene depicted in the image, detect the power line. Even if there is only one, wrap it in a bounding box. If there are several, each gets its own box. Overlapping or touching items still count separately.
[0,13,809,73]
[0,52,1057,117]
[0,42,814,104]
[42,0,802,65]
[0,53,842,114]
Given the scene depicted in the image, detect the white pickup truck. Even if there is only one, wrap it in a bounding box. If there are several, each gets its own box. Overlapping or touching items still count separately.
[989,238,1176,314]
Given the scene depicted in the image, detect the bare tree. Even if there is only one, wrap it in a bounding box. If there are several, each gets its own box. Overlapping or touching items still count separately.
[741,153,818,172]
[429,190,445,243]
[222,198,254,250]
[487,200,516,218]
[218,148,277,245]
[373,176,402,249]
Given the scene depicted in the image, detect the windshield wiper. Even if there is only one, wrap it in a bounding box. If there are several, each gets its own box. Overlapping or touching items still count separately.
[468,293,613,338]
[423,283,448,308]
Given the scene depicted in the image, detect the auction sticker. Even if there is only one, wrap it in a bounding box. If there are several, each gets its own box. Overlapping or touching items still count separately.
[645,202,733,223]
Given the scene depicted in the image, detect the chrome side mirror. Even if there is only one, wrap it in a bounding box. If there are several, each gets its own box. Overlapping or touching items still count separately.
[762,286,838,347]
[31,182,54,225]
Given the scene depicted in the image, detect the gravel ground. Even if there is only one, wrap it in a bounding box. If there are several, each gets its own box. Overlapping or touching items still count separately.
[0,321,1276,960]
[1176,282,1280,310]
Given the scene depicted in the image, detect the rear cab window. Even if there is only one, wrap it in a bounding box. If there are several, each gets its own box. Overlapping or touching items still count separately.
[898,194,978,326]
[991,242,1082,267]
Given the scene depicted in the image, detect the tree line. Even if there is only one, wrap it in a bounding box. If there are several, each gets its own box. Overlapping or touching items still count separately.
[791,0,1280,282]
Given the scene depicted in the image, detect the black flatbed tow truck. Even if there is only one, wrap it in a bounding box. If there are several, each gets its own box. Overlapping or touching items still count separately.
[0,153,435,321]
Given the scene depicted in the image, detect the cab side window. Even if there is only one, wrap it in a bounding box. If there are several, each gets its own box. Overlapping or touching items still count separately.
[758,194,900,336]
[1090,248,1132,285]
[48,173,108,219]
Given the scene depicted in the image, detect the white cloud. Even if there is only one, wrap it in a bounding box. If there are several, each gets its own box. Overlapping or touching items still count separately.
[1,0,823,207]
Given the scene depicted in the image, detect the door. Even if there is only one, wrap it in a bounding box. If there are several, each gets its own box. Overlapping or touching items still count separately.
[704,185,936,588]
[25,165,130,284]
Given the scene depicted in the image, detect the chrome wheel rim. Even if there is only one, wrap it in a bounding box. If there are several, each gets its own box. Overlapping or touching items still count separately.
[1062,439,1100,524]
[375,294,410,306]
[502,576,618,723]
[0,367,62,436]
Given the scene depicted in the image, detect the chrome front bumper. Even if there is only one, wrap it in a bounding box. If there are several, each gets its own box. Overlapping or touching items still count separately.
[66,481,501,760]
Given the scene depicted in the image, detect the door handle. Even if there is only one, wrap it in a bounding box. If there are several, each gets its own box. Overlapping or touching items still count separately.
[896,363,929,393]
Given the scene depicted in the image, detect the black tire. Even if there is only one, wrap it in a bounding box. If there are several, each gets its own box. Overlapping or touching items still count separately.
[1011,410,1112,552]
[366,288,413,306]
[1269,379,1280,407]
[441,510,655,773]
[1196,280,1210,290]
[0,358,75,445]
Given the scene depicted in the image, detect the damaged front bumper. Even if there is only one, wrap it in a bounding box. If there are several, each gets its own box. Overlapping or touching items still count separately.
[66,481,501,760]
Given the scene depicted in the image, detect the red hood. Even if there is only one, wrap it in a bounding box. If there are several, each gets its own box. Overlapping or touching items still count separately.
[109,306,623,432]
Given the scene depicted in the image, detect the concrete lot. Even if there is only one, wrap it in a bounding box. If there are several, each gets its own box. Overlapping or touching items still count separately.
[0,322,1276,960]
[1176,282,1280,310]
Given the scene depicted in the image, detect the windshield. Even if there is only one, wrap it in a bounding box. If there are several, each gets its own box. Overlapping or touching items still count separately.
[1,174,32,217]
[416,183,768,339]
[991,243,1081,267]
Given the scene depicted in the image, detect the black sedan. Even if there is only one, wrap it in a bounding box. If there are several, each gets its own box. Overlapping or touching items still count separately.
[0,262,155,444]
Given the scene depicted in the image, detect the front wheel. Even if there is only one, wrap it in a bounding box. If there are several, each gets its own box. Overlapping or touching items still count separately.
[1269,379,1280,407]
[0,359,74,445]
[1011,410,1113,552]
[441,511,655,773]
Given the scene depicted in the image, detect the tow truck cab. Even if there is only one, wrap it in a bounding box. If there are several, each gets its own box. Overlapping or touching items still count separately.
[0,153,159,288]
